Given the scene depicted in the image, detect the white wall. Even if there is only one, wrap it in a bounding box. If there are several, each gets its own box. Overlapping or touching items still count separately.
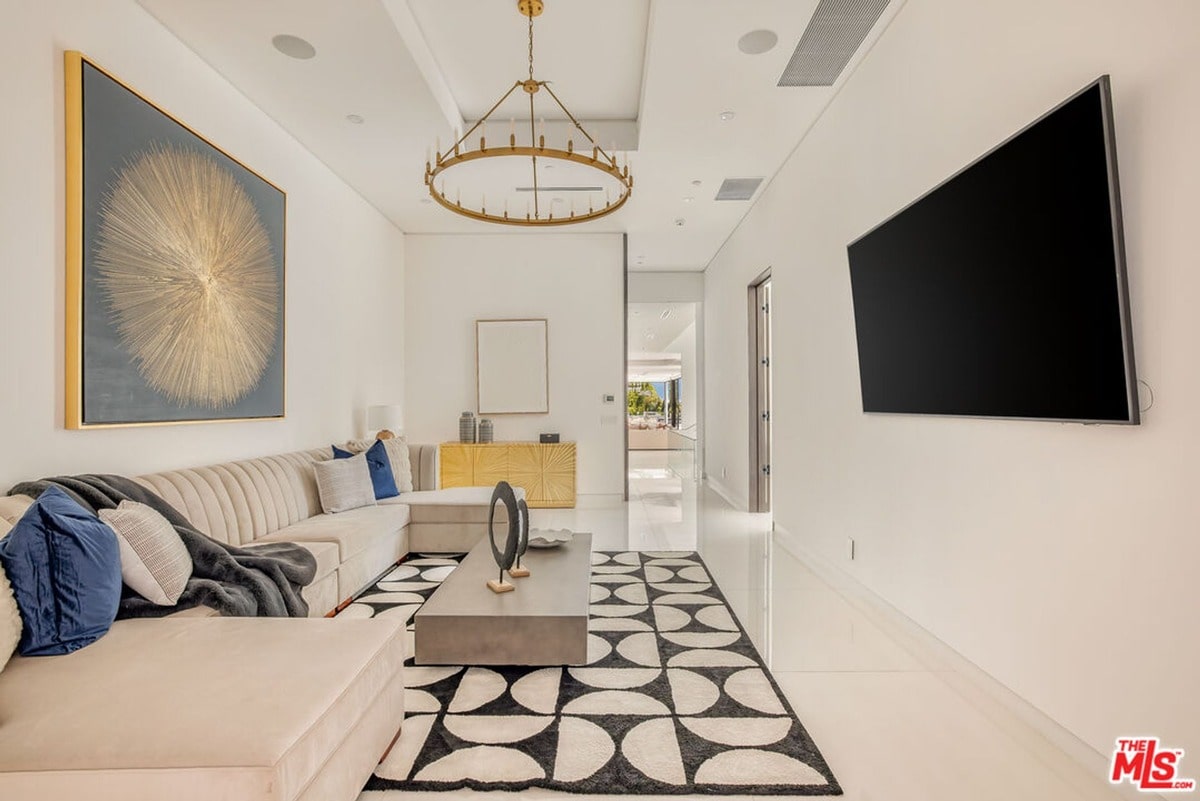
[704,0,1199,757]
[629,271,705,304]
[664,320,698,432]
[0,1,405,490]
[404,234,625,497]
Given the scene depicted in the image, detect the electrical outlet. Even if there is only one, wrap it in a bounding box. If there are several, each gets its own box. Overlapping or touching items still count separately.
[847,537,856,561]
[721,466,727,479]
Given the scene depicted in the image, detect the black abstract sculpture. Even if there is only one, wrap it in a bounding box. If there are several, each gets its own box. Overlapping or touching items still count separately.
[486,481,520,593]
[509,497,531,578]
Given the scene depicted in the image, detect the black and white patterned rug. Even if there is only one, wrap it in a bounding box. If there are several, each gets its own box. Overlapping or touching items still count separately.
[342,551,841,796]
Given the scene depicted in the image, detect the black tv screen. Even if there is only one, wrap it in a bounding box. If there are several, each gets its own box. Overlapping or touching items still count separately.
[847,77,1138,424]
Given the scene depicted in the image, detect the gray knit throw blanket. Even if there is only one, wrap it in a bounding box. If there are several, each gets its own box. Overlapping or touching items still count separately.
[9,474,317,618]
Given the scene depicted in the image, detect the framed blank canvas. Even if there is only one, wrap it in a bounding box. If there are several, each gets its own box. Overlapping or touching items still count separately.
[476,319,549,415]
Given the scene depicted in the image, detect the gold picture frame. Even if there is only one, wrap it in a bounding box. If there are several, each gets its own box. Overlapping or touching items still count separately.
[65,51,287,429]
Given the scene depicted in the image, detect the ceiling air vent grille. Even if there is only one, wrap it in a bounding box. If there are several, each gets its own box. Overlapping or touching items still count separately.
[778,0,891,87]
[715,177,764,201]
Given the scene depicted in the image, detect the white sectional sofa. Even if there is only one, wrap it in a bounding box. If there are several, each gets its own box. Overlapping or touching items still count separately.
[120,440,509,616]
[0,439,516,801]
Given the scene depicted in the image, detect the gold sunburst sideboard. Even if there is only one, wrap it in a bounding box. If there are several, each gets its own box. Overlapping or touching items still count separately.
[439,442,576,509]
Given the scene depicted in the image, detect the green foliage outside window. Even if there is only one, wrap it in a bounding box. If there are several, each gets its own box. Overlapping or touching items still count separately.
[627,382,664,416]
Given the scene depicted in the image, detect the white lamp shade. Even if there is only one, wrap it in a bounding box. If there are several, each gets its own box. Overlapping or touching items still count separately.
[367,404,404,433]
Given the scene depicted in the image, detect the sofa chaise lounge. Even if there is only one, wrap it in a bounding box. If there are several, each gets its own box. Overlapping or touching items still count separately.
[0,439,518,801]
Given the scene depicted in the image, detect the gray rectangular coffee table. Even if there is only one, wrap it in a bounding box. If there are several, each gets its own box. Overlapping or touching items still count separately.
[413,533,592,666]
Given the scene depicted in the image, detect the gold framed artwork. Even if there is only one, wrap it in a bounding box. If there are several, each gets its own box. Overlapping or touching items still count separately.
[64,51,286,429]
[475,319,550,415]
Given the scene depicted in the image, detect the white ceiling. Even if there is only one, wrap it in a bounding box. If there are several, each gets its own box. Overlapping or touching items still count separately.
[136,0,900,271]
[407,0,649,122]
[628,302,695,351]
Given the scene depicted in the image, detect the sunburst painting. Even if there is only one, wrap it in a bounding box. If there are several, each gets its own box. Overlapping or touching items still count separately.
[66,52,285,427]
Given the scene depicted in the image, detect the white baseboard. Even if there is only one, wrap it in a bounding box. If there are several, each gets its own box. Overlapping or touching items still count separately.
[772,523,1150,801]
[703,476,748,512]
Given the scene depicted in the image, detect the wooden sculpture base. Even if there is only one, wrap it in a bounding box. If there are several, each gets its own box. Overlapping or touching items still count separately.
[508,566,531,578]
[487,579,515,594]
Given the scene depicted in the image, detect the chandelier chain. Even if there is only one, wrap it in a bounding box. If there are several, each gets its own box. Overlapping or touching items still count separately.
[528,12,535,83]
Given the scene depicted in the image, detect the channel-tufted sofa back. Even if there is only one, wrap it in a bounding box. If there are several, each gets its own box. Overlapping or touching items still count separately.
[0,441,442,548]
[134,448,330,546]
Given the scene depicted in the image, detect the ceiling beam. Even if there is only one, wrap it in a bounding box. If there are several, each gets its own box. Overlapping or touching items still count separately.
[381,0,465,134]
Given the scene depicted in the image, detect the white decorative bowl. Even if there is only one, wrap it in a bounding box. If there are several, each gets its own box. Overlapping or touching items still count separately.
[527,528,574,549]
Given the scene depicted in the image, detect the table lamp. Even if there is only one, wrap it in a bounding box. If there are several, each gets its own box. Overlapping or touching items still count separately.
[367,404,404,440]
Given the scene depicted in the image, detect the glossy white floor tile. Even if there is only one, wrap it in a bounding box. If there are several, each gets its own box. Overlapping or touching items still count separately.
[362,451,1126,800]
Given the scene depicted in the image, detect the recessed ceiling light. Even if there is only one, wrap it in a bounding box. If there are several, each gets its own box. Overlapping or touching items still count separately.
[675,218,686,226]
[691,179,703,187]
[346,114,364,125]
[420,198,432,204]
[683,196,695,203]
[719,111,736,122]
[660,308,673,319]
[272,34,316,60]
[632,310,641,315]
[738,29,779,55]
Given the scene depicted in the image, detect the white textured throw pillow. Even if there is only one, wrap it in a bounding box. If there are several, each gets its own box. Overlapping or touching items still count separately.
[314,454,377,514]
[0,561,22,674]
[381,437,414,493]
[99,501,193,606]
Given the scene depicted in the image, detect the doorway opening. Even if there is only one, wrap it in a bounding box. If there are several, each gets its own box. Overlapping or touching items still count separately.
[748,272,772,514]
[626,302,699,521]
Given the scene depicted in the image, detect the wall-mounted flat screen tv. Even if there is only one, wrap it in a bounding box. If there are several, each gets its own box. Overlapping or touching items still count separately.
[847,76,1138,424]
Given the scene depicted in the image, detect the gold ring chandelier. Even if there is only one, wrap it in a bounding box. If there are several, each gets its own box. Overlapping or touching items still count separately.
[423,0,633,226]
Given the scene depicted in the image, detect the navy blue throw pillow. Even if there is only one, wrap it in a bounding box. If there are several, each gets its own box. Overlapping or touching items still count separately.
[0,486,122,656]
[332,440,399,500]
